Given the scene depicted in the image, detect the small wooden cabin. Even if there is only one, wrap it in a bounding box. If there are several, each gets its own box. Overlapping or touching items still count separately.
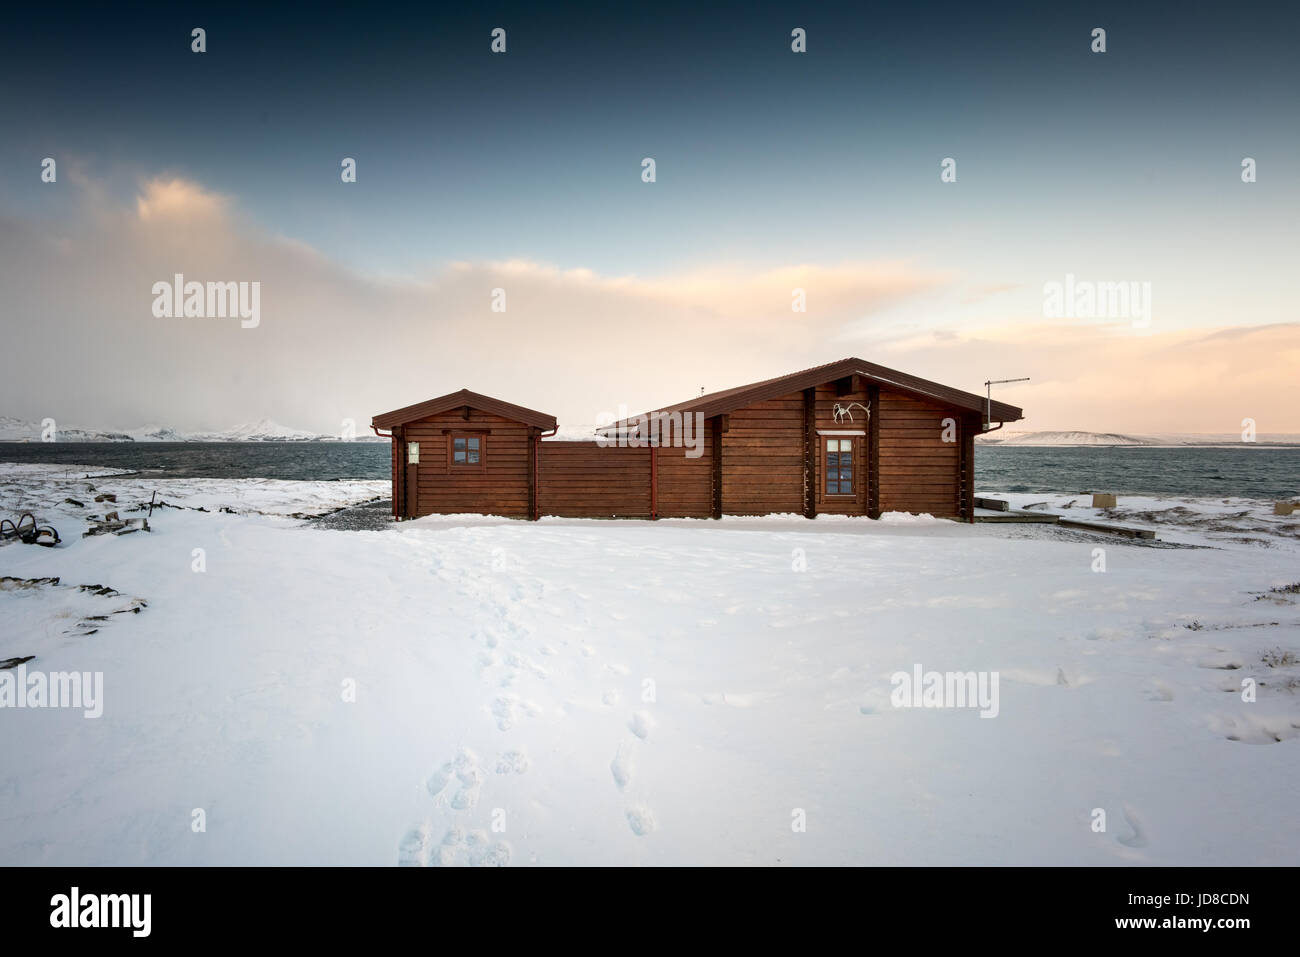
[371,358,1023,522]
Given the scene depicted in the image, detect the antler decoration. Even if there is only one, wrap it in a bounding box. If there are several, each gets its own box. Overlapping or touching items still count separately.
[832,401,870,424]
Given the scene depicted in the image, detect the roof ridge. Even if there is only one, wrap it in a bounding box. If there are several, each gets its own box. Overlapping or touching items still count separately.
[600,356,1022,430]
[372,388,557,431]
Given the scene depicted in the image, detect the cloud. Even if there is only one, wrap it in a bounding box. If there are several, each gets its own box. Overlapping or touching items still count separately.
[594,261,950,321]
[959,281,1021,304]
[862,321,1300,432]
[0,175,954,431]
[1,173,1295,434]
[135,177,229,223]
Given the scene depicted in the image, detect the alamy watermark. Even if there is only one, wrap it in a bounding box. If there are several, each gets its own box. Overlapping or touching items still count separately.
[152,273,260,328]
[50,887,150,937]
[0,665,103,718]
[890,664,999,718]
[1043,273,1150,328]
[595,406,705,458]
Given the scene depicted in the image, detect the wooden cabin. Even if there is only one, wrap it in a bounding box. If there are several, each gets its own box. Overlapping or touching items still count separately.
[371,358,1024,522]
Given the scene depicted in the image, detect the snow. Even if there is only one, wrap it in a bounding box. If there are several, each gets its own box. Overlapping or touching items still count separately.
[876,510,942,524]
[0,417,132,443]
[987,490,1300,547]
[979,430,1156,446]
[1,464,1298,865]
[543,424,604,442]
[126,425,188,442]
[187,418,328,442]
[0,417,373,442]
[979,430,1300,447]
[0,462,387,521]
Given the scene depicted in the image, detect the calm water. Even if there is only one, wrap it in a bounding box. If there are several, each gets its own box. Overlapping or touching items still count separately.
[976,446,1300,499]
[1,443,1297,499]
[0,442,390,481]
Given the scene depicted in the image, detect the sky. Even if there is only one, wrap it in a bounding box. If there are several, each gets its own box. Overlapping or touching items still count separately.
[1,0,1297,434]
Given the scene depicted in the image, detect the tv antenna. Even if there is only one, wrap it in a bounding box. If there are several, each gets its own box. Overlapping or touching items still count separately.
[983,377,1029,431]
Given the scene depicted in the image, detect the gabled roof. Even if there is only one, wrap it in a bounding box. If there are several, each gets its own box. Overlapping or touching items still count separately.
[600,357,1024,433]
[372,389,557,432]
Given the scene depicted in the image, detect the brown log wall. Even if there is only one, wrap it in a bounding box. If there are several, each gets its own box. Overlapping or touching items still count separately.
[390,383,970,521]
[401,409,531,518]
[538,442,652,519]
[654,435,713,518]
[719,392,805,515]
[875,391,961,517]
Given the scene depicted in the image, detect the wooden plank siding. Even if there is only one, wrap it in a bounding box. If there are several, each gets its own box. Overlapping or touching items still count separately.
[538,442,651,518]
[655,434,712,518]
[401,409,532,518]
[719,393,805,515]
[874,390,962,518]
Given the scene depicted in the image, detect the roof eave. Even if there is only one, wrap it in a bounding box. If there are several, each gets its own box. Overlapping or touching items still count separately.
[605,361,1025,430]
[372,389,557,431]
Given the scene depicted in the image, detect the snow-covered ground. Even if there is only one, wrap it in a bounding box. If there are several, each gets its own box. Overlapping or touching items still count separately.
[1,463,1298,865]
[0,462,387,518]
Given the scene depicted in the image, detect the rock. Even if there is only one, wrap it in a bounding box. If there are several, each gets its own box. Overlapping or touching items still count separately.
[63,498,84,507]
[1274,502,1297,516]
[0,576,60,588]
[93,493,117,503]
[82,516,150,538]
[78,584,116,595]
[1092,493,1117,508]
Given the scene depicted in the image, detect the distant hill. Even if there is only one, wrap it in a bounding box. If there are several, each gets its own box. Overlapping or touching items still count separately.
[978,430,1300,447]
[0,416,133,442]
[977,430,1155,446]
[186,418,328,442]
[0,416,386,442]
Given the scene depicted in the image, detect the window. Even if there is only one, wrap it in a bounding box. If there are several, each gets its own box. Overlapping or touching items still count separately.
[451,434,482,466]
[825,437,853,495]
[407,442,419,464]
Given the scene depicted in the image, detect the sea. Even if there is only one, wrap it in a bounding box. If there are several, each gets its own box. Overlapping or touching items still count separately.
[0,442,1297,500]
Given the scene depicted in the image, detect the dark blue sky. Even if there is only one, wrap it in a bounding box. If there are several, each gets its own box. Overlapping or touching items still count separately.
[1,1,1296,432]
[4,1,1296,276]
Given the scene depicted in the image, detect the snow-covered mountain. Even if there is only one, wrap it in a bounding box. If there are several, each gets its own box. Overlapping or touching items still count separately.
[978,430,1157,446]
[187,418,328,442]
[0,416,41,441]
[978,430,1300,446]
[0,416,134,442]
[0,416,386,442]
[124,424,188,442]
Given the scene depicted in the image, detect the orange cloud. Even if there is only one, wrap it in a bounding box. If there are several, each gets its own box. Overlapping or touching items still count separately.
[864,322,1300,433]
[136,177,228,222]
[4,171,1295,435]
